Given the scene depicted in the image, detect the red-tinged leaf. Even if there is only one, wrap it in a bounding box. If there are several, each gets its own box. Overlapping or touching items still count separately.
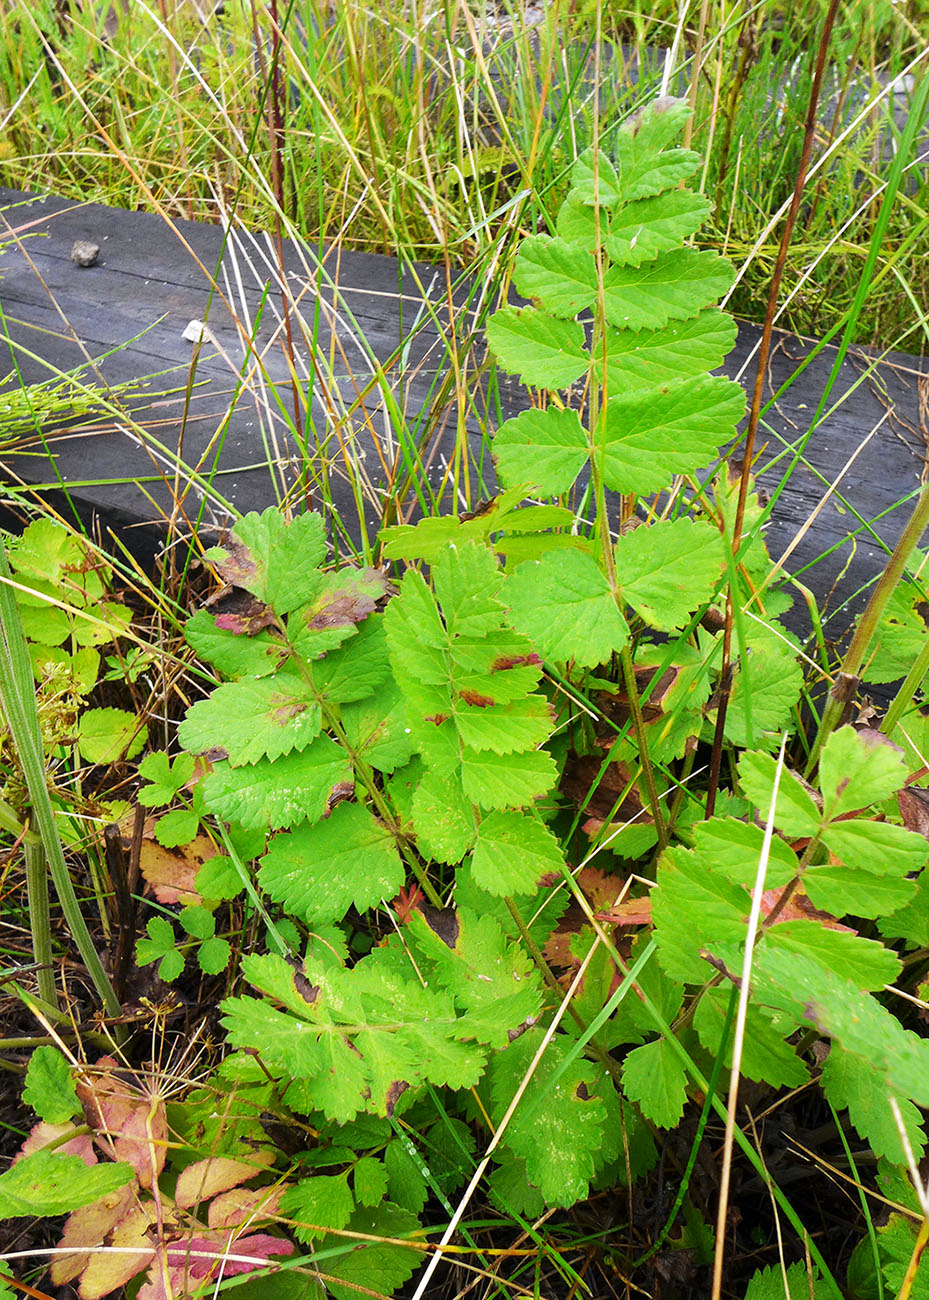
[898,785,929,840]
[137,1232,295,1300]
[303,568,389,630]
[175,1151,276,1209]
[16,1121,96,1166]
[138,833,217,906]
[77,1201,155,1300]
[205,586,277,636]
[208,1185,285,1230]
[50,1184,137,1286]
[755,887,856,933]
[76,1059,167,1190]
[561,752,650,825]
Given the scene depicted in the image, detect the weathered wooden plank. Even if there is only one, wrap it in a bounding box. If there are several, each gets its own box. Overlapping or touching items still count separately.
[1,185,927,651]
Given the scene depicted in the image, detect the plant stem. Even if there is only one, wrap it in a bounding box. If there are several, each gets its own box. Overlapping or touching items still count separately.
[23,832,56,1008]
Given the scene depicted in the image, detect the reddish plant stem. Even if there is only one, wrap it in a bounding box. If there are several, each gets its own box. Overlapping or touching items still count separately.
[705,0,842,817]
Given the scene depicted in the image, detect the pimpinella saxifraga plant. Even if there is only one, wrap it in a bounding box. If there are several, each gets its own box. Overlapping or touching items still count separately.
[31,98,929,1299]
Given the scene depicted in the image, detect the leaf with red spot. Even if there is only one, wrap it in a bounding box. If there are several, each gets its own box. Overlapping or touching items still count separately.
[204,509,327,617]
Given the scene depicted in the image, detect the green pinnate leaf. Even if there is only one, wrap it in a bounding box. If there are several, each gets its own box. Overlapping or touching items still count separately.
[471,809,564,896]
[738,750,821,837]
[490,1030,610,1207]
[411,767,476,864]
[137,751,196,808]
[692,986,808,1089]
[652,843,750,984]
[493,406,589,495]
[600,376,745,495]
[408,904,542,1048]
[766,920,900,989]
[460,746,557,809]
[486,306,588,389]
[280,1173,354,1243]
[513,235,597,317]
[615,517,724,630]
[205,508,326,616]
[569,147,621,206]
[258,803,404,924]
[819,725,909,819]
[178,672,321,767]
[0,1151,134,1217]
[505,549,629,667]
[613,97,700,200]
[621,1037,688,1128]
[184,608,287,680]
[605,190,711,266]
[821,1049,926,1165]
[603,250,734,331]
[201,735,352,832]
[598,309,738,393]
[23,1047,79,1124]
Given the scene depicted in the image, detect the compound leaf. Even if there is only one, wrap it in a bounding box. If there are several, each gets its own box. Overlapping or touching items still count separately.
[506,548,628,667]
[513,235,598,317]
[486,306,588,389]
[600,376,745,495]
[603,250,734,331]
[202,736,352,832]
[615,517,723,630]
[471,809,564,896]
[493,407,589,496]
[178,672,321,767]
[258,803,404,924]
